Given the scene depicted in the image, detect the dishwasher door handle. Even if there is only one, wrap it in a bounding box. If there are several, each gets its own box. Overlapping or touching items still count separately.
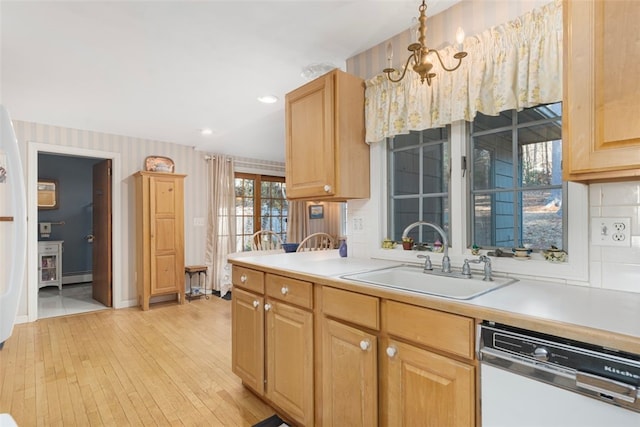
[576,371,638,403]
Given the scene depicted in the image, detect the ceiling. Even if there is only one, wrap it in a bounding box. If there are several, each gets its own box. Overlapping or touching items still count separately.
[1,0,460,162]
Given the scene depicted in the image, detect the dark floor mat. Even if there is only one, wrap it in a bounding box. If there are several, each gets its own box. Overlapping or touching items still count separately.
[252,414,288,427]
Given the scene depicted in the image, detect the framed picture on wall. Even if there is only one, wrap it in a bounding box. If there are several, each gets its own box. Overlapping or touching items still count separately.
[309,205,324,219]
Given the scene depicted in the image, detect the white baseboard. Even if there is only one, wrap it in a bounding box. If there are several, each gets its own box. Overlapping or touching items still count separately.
[62,273,93,285]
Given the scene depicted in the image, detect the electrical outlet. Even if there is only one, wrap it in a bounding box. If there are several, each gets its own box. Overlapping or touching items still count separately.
[591,217,631,247]
[351,216,365,233]
[193,217,205,227]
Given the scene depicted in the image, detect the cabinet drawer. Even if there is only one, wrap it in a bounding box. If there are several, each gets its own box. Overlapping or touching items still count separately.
[322,287,379,331]
[265,274,313,309]
[38,243,61,254]
[232,266,264,294]
[383,301,474,360]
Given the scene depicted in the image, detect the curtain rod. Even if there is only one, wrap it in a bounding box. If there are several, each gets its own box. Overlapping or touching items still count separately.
[204,155,231,162]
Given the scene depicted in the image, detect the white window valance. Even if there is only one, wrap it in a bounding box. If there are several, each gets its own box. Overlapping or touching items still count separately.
[364,0,562,143]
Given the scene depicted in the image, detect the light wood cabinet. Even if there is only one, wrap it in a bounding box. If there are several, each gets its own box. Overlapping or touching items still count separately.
[381,339,475,426]
[231,265,477,426]
[134,171,186,310]
[231,267,315,426]
[321,286,380,426]
[285,69,370,201]
[563,0,640,181]
[381,300,475,426]
[232,286,265,394]
[320,288,475,427]
[265,299,313,426]
[321,318,377,426]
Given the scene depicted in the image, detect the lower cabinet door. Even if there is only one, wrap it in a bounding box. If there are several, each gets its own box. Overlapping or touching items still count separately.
[265,300,314,426]
[231,287,264,395]
[382,339,475,427]
[322,318,377,426]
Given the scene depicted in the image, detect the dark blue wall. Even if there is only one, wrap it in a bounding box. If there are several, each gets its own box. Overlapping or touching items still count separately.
[38,154,102,276]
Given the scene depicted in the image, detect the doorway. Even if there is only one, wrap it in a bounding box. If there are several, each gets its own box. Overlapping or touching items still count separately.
[27,143,121,322]
[36,154,111,318]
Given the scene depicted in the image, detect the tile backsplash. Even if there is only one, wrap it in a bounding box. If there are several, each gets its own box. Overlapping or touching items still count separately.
[589,181,640,293]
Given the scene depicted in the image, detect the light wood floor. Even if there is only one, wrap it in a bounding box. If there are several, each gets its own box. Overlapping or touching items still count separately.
[0,296,277,426]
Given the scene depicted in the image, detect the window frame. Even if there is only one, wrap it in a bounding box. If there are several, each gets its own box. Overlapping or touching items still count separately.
[235,172,287,251]
[387,127,452,244]
[468,104,566,251]
[372,118,588,283]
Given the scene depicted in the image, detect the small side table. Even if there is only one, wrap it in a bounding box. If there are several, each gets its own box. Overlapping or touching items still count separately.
[185,265,209,302]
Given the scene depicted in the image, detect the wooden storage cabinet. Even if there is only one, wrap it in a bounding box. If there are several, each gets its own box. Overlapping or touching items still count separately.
[134,171,186,310]
[320,288,475,427]
[381,300,475,427]
[321,318,377,426]
[231,267,315,426]
[285,69,370,201]
[563,0,640,181]
[381,338,475,426]
[232,287,265,394]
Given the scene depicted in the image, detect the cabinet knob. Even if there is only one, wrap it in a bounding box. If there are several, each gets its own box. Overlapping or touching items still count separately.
[323,184,332,193]
[252,300,259,308]
[280,286,288,296]
[240,274,247,283]
[386,346,398,358]
[360,340,371,351]
[264,303,272,311]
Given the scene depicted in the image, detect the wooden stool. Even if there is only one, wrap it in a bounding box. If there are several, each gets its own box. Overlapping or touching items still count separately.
[185,265,208,301]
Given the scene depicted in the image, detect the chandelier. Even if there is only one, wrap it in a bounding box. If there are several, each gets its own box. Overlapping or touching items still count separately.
[383,0,467,85]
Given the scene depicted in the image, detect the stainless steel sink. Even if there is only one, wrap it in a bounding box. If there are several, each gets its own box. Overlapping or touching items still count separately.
[342,265,517,300]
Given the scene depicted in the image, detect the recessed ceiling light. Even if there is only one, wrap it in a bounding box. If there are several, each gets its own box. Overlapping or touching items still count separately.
[200,128,213,136]
[257,95,278,104]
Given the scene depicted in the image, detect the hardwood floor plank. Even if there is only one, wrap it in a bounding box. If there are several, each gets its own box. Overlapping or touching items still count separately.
[0,297,276,426]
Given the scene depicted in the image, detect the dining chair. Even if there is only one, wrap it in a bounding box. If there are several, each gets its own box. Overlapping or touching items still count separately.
[296,232,336,252]
[251,230,284,251]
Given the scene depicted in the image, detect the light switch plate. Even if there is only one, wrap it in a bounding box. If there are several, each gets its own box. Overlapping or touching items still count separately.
[591,217,631,247]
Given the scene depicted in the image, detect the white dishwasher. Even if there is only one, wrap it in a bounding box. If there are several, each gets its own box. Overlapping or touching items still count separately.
[479,322,640,427]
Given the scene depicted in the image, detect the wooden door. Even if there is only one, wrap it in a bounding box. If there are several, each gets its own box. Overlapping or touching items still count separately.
[321,318,377,427]
[381,339,474,427]
[231,287,265,395]
[563,0,640,181]
[92,159,112,306]
[265,299,314,426]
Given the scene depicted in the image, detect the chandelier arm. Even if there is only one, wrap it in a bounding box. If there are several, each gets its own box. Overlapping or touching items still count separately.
[385,53,416,83]
[427,49,464,72]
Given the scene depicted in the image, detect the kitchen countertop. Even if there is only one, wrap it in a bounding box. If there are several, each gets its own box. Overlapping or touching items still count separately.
[228,250,640,354]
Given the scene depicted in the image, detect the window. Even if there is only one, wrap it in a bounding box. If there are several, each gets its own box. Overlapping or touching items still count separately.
[469,102,564,250]
[235,173,288,251]
[388,127,450,245]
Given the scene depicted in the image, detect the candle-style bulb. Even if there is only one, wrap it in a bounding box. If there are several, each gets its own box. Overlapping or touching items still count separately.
[386,42,394,68]
[455,27,465,45]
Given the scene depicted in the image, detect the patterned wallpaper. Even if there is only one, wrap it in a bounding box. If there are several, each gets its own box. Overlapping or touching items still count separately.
[347,0,550,81]
[12,120,283,317]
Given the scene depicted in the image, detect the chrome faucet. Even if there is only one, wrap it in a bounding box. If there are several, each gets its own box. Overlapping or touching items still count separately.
[402,221,451,273]
[461,255,493,281]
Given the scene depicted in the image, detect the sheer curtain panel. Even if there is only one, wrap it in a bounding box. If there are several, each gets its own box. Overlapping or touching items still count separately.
[205,155,236,297]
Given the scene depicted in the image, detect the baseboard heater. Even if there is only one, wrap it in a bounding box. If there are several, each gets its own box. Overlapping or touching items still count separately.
[62,272,93,285]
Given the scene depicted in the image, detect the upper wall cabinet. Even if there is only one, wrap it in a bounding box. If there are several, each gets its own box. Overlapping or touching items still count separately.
[285,69,370,200]
[563,0,640,182]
